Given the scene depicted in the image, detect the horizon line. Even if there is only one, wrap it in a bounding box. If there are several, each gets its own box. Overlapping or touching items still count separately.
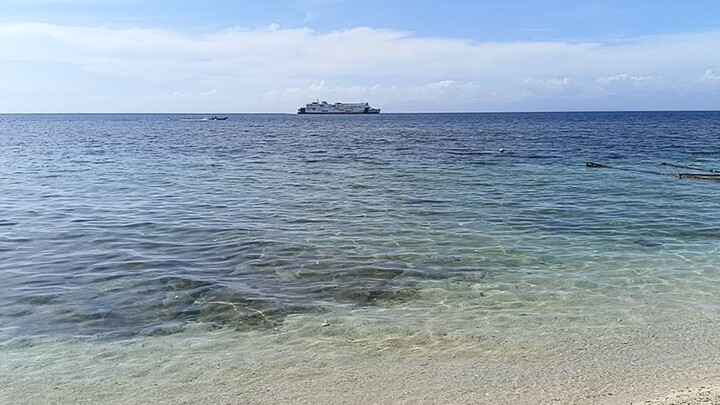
[2,109,720,115]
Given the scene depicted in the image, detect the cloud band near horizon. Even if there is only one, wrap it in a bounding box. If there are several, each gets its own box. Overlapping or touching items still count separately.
[1,23,719,112]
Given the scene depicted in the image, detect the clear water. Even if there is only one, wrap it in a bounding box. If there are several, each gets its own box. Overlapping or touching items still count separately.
[1,112,719,344]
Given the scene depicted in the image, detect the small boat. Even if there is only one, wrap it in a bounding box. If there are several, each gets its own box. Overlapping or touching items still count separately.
[209,116,228,120]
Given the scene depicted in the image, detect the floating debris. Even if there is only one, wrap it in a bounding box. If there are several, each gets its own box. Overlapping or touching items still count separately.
[587,162,720,182]
[677,173,720,181]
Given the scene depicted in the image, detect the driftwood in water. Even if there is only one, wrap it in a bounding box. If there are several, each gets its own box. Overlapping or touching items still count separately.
[587,162,720,183]
[677,173,720,181]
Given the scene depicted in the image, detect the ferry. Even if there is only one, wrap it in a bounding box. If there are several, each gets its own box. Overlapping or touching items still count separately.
[297,100,380,114]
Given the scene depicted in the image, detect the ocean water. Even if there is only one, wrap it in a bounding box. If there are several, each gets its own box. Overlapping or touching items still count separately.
[1,111,719,348]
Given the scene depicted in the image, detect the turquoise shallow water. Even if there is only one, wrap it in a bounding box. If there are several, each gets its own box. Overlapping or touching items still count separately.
[1,112,719,342]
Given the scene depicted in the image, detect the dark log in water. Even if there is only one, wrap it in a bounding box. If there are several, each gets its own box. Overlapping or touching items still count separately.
[678,173,720,181]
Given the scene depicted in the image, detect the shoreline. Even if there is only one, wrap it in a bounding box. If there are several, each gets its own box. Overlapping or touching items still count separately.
[2,315,719,405]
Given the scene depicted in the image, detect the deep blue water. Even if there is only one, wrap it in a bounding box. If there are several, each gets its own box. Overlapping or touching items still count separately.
[1,112,719,340]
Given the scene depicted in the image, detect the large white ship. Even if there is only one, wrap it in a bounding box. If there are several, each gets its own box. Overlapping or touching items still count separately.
[297,100,380,114]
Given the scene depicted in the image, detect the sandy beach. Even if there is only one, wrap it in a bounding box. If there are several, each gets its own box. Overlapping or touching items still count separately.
[2,313,719,405]
[643,386,720,405]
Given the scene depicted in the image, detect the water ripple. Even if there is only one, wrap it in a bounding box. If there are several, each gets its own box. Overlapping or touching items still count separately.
[1,112,720,339]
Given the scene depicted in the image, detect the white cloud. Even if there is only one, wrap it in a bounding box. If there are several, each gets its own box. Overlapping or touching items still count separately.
[1,22,720,111]
[699,67,720,85]
[426,80,457,89]
[596,74,660,85]
[522,77,573,91]
[593,74,663,96]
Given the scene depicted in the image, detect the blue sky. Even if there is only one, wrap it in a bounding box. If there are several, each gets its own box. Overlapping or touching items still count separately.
[1,0,719,112]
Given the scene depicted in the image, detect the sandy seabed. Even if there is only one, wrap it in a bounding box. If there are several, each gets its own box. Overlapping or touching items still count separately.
[2,313,720,405]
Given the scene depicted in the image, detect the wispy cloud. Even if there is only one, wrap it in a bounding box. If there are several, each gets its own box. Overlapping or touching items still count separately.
[1,22,719,111]
[699,67,720,85]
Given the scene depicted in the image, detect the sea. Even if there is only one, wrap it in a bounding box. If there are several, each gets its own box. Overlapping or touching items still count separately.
[1,112,720,402]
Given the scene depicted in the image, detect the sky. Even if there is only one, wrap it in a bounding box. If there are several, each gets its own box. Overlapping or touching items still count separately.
[1,0,719,113]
